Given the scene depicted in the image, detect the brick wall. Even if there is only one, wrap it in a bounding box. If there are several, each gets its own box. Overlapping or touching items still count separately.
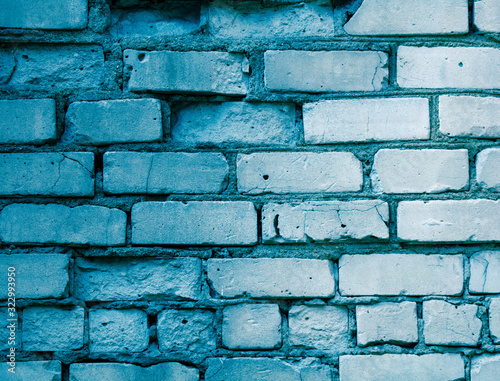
[1,0,499,380]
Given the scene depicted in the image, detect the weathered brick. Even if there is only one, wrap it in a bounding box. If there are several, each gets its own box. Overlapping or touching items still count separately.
[157,309,216,353]
[89,309,148,353]
[23,307,84,351]
[371,149,469,194]
[474,0,500,33]
[356,302,418,346]
[0,99,56,144]
[207,258,335,298]
[439,96,500,138]
[172,102,297,146]
[339,254,464,296]
[289,305,349,350]
[477,148,500,192]
[131,201,257,245]
[423,300,481,346]
[262,201,389,243]
[104,152,228,194]
[0,153,94,197]
[0,254,69,299]
[0,307,17,351]
[124,50,248,95]
[264,50,388,92]
[237,152,362,194]
[398,46,500,89]
[5,361,61,381]
[398,200,500,242]
[470,251,500,294]
[0,204,126,246]
[65,99,162,145]
[471,354,500,381]
[74,257,201,301]
[303,98,430,144]
[344,0,468,35]
[222,304,282,350]
[340,354,464,381]
[488,298,500,344]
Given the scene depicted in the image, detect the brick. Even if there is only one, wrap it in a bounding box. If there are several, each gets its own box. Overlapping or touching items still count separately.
[65,99,162,145]
[208,0,334,38]
[157,309,216,353]
[172,102,297,146]
[124,50,248,95]
[488,298,500,344]
[262,200,389,243]
[340,354,464,381]
[470,251,500,293]
[398,46,500,89]
[303,98,430,144]
[0,0,87,29]
[477,148,500,191]
[398,200,500,242]
[289,305,348,350]
[471,354,500,381]
[222,304,281,350]
[4,361,61,381]
[131,201,257,245]
[344,0,468,35]
[237,152,362,194]
[0,254,69,299]
[23,307,84,351]
[89,309,148,353]
[205,358,332,381]
[70,362,199,381]
[356,302,418,346]
[0,153,94,196]
[0,99,56,144]
[104,152,228,194]
[207,258,335,298]
[474,0,500,33]
[423,300,481,346]
[371,149,469,194]
[0,308,17,351]
[439,96,500,138]
[74,257,201,301]
[1,45,104,90]
[339,254,464,296]
[0,204,126,246]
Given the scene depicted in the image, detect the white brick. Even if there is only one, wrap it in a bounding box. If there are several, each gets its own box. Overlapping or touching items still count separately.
[340,354,464,381]
[4,361,61,381]
[488,298,500,344]
[339,254,464,296]
[477,148,500,191]
[398,46,500,89]
[124,50,248,95]
[303,98,430,144]
[207,258,335,298]
[356,302,418,346]
[474,0,500,33]
[131,201,257,245]
[439,96,500,138]
[237,152,362,194]
[344,0,468,35]
[0,99,56,144]
[264,50,388,92]
[371,149,469,194]
[222,304,281,350]
[398,200,500,242]
[262,201,389,243]
[471,354,500,381]
[470,251,500,293]
[288,305,349,350]
[423,300,481,346]
[104,152,228,194]
[0,153,94,196]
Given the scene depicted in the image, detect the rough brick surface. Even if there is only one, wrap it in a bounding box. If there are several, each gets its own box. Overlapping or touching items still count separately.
[0,204,126,246]
[476,148,500,192]
[471,354,500,381]
[488,298,500,344]
[207,258,335,298]
[339,254,464,296]
[0,99,56,144]
[264,50,388,92]
[65,99,162,145]
[0,308,17,351]
[303,98,430,144]
[370,149,469,194]
[474,0,500,33]
[237,152,362,194]
[5,361,61,381]
[398,200,500,242]
[104,152,228,194]
[131,201,257,245]
[470,251,500,294]
[262,201,389,243]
